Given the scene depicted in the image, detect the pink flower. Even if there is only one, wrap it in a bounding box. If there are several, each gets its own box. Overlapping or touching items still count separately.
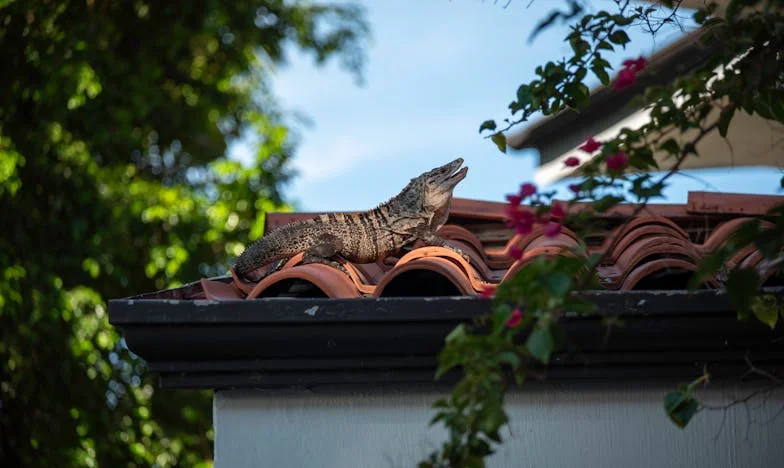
[614,67,637,91]
[505,308,522,327]
[623,56,647,72]
[515,220,533,236]
[578,137,602,153]
[550,201,565,220]
[543,221,562,238]
[480,284,496,298]
[606,151,629,171]
[564,156,580,167]
[508,246,523,260]
[568,184,580,194]
[506,194,523,206]
[615,56,647,91]
[519,183,537,197]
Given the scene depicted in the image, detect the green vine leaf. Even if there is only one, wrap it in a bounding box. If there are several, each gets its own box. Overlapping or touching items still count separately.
[663,387,699,429]
[542,271,572,296]
[751,295,779,329]
[525,327,554,364]
[726,268,760,321]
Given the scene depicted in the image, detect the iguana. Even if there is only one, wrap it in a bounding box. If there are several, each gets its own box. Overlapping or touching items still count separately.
[234,158,469,281]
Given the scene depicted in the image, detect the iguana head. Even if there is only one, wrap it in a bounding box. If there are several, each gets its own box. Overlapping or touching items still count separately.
[420,157,467,208]
[385,158,468,215]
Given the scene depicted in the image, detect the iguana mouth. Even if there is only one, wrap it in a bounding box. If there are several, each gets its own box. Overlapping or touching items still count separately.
[443,159,468,186]
[448,166,468,182]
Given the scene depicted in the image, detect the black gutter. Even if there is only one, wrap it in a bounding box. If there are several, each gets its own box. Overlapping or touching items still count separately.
[109,290,784,390]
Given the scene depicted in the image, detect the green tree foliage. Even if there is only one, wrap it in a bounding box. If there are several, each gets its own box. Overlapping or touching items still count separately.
[0,1,367,466]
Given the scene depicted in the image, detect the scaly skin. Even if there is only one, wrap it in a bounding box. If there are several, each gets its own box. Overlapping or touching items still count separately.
[234,158,469,281]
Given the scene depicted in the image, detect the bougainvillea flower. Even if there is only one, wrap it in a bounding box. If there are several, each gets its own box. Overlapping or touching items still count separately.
[543,221,562,238]
[480,284,496,298]
[578,137,602,153]
[508,246,523,260]
[606,151,629,170]
[564,156,580,167]
[623,56,647,72]
[506,194,523,206]
[550,201,565,220]
[515,220,534,235]
[614,67,637,90]
[505,308,522,327]
[519,183,537,197]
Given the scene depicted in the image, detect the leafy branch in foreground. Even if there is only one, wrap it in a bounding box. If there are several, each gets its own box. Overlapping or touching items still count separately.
[422,1,784,466]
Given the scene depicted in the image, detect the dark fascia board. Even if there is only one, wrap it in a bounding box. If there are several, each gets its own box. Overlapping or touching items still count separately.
[108,289,784,390]
[507,30,717,152]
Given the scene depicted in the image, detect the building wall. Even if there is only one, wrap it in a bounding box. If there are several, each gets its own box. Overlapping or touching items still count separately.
[214,383,784,468]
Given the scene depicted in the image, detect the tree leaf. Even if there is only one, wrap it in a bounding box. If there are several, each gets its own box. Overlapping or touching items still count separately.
[491,132,507,153]
[526,327,554,364]
[479,120,497,134]
[718,106,735,138]
[608,30,630,46]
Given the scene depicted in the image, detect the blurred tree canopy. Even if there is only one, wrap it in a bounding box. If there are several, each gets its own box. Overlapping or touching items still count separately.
[0,1,367,466]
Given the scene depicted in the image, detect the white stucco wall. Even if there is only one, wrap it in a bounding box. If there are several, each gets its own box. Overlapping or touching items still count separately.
[214,383,784,467]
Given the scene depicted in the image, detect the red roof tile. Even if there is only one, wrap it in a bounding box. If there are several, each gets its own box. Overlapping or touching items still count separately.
[188,191,784,300]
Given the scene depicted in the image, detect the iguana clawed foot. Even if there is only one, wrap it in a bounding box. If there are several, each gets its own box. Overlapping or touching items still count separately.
[301,254,352,278]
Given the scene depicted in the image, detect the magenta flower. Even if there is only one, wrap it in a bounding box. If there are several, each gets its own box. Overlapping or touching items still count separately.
[519,183,537,197]
[578,137,602,153]
[506,194,523,206]
[606,151,629,171]
[543,221,562,238]
[505,308,523,327]
[614,68,637,90]
[623,56,647,72]
[480,284,496,298]
[508,246,523,260]
[550,201,565,220]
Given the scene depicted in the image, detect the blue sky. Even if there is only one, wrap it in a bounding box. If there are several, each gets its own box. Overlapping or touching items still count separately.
[234,0,782,212]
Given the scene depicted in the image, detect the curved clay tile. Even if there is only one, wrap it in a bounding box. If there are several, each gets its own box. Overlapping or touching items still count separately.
[594,234,700,289]
[616,235,700,268]
[599,216,689,255]
[246,263,361,299]
[351,260,390,285]
[501,246,583,282]
[392,246,488,289]
[602,223,692,263]
[200,278,245,301]
[437,224,486,256]
[230,268,255,296]
[373,256,479,297]
[506,225,580,254]
[621,258,720,290]
[701,218,756,252]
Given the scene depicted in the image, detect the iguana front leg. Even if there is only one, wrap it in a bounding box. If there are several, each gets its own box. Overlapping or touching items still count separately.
[421,233,470,262]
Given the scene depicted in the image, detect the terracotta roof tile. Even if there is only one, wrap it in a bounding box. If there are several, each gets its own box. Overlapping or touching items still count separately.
[183,192,784,300]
